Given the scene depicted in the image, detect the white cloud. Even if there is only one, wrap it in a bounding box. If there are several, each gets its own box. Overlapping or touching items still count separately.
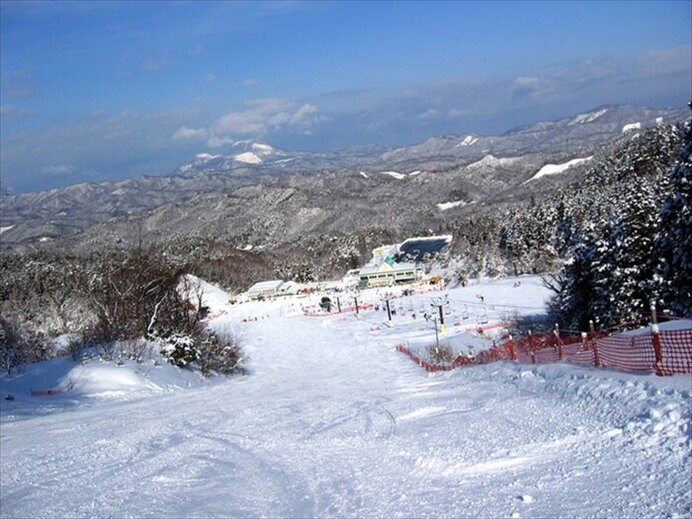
[42,164,74,175]
[2,107,203,192]
[243,78,257,87]
[417,108,442,121]
[205,73,217,84]
[200,99,324,147]
[206,135,237,148]
[511,76,542,98]
[172,126,208,140]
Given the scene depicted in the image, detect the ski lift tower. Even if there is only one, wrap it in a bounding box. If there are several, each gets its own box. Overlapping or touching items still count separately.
[381,295,395,327]
[430,294,449,335]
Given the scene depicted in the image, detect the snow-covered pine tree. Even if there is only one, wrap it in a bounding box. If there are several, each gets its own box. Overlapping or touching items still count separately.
[604,176,660,326]
[652,111,692,317]
[549,223,602,331]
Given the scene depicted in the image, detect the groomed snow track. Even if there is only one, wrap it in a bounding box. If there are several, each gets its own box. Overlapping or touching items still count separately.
[1,294,690,518]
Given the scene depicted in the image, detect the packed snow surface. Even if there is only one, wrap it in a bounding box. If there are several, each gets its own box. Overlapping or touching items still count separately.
[1,276,690,518]
[525,156,593,183]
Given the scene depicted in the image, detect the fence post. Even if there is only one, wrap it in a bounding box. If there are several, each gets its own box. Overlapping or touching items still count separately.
[528,330,536,364]
[588,320,601,368]
[555,323,563,360]
[506,336,516,361]
[650,301,667,376]
[651,324,665,376]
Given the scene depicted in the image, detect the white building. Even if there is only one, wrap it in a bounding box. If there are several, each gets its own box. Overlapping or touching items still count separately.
[247,280,285,300]
[358,257,421,288]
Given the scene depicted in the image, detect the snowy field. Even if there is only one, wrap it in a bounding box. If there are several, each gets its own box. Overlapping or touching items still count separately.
[1,276,690,518]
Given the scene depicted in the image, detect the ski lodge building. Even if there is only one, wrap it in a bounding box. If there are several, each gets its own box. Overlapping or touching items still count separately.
[355,235,451,288]
[358,256,421,288]
[246,280,299,300]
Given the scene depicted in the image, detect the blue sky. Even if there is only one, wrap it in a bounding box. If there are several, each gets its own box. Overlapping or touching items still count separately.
[1,0,690,193]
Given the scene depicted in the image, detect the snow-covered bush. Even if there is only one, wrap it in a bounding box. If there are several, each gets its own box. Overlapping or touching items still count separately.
[0,316,27,374]
[159,329,243,376]
[160,333,199,368]
[196,330,243,376]
[427,343,455,363]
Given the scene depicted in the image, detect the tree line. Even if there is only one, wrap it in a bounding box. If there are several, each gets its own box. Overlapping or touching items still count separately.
[0,244,241,375]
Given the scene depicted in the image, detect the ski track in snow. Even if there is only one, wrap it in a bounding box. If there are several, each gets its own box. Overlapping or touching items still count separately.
[1,280,690,518]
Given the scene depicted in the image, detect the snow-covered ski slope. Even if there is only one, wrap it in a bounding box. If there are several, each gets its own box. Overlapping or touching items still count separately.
[1,276,690,518]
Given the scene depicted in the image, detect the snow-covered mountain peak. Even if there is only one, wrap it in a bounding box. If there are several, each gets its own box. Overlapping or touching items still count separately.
[230,140,276,157]
[234,151,263,165]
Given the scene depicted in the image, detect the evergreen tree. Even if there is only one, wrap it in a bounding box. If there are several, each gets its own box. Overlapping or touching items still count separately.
[652,112,692,317]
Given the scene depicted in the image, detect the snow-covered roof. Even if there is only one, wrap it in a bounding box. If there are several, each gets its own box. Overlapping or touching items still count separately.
[279,281,300,293]
[248,280,284,292]
[360,261,418,275]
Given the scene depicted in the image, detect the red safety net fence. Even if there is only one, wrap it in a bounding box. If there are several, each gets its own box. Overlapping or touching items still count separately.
[396,328,692,376]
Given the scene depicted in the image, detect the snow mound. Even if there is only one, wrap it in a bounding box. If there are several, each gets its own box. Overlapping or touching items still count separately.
[619,319,691,336]
[524,156,592,183]
[622,122,641,133]
[184,274,231,315]
[61,364,157,397]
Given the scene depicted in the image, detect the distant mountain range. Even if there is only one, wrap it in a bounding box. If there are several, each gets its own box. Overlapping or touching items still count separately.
[1,104,687,250]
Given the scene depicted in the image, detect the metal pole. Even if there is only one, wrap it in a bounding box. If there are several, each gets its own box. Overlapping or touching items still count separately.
[433,316,439,349]
[650,300,664,376]
[386,299,393,327]
[650,300,658,325]
[336,297,341,313]
[354,296,360,320]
